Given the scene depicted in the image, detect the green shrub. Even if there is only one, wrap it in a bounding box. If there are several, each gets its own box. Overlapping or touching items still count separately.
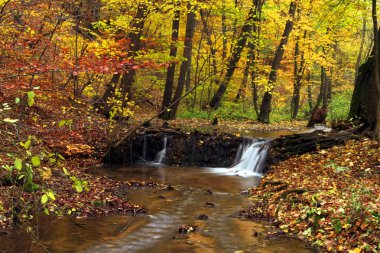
[327,89,353,121]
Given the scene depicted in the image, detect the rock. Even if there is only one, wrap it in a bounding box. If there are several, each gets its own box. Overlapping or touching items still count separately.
[205,189,213,195]
[205,202,215,208]
[165,185,175,191]
[178,224,198,234]
[197,214,209,220]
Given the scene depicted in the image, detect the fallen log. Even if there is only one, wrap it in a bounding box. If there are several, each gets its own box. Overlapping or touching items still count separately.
[268,130,360,164]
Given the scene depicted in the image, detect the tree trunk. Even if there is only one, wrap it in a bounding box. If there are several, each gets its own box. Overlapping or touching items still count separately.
[168,3,197,119]
[349,55,379,132]
[307,73,313,113]
[160,0,181,120]
[200,8,218,75]
[98,3,148,115]
[221,0,227,61]
[235,57,250,102]
[235,0,265,103]
[208,6,256,109]
[372,0,380,141]
[307,66,328,127]
[355,17,367,83]
[291,27,306,119]
[96,74,120,115]
[251,0,265,118]
[258,1,297,123]
[291,35,300,119]
[120,3,148,108]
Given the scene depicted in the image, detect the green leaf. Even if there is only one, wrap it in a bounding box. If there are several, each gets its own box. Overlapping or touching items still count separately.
[41,194,48,204]
[2,165,13,172]
[15,97,20,104]
[27,91,35,99]
[47,191,56,201]
[62,167,70,176]
[20,139,31,150]
[75,184,83,193]
[24,139,31,150]
[14,159,22,170]
[28,98,34,107]
[59,120,66,127]
[31,156,41,167]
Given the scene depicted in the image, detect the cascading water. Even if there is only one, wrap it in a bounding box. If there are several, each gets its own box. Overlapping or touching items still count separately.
[154,136,168,164]
[210,139,270,177]
[231,139,269,174]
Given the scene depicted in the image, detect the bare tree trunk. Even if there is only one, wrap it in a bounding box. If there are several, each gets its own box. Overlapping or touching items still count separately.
[258,1,297,123]
[168,3,197,119]
[160,0,181,120]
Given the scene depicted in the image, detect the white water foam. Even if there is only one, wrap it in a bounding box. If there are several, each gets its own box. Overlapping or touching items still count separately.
[209,139,269,178]
[154,136,168,164]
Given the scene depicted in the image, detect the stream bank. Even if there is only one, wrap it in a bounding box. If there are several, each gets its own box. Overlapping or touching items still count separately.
[245,139,380,252]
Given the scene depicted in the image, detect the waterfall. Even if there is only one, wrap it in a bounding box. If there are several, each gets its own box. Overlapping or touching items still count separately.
[155,136,168,164]
[210,139,269,177]
[231,139,269,175]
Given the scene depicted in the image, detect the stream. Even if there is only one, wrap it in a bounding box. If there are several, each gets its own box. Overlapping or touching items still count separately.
[0,131,323,252]
[1,164,312,253]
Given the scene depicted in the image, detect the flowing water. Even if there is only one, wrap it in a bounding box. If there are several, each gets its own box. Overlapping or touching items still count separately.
[210,139,270,178]
[154,136,168,164]
[0,138,313,253]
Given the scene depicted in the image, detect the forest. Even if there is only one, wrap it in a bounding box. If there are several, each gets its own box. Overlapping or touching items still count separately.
[0,0,379,252]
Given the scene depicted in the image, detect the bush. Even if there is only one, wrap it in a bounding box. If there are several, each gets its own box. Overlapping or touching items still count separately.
[327,89,353,121]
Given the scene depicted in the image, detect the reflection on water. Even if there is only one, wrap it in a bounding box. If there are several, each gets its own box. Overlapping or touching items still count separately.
[0,165,312,253]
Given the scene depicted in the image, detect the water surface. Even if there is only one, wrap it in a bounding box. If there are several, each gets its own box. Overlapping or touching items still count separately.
[1,164,312,253]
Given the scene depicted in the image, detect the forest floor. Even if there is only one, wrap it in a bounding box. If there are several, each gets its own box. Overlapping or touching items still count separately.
[1,93,379,252]
[245,139,380,252]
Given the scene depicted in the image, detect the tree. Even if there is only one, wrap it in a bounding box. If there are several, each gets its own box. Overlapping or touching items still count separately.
[164,2,197,120]
[160,0,181,120]
[349,0,380,140]
[258,1,297,123]
[208,5,256,109]
[98,2,148,114]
